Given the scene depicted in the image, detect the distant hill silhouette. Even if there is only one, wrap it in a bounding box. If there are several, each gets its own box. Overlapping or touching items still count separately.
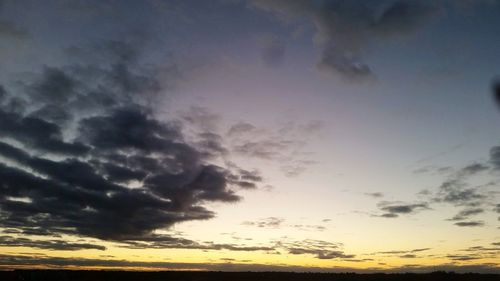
[0,270,498,281]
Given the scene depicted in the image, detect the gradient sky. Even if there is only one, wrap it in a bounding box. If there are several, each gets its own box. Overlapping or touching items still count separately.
[0,0,499,273]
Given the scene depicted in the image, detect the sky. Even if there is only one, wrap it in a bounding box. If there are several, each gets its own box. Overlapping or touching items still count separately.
[0,0,499,273]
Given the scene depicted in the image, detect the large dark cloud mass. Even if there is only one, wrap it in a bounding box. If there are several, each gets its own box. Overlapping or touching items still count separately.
[0,41,260,244]
[250,0,440,80]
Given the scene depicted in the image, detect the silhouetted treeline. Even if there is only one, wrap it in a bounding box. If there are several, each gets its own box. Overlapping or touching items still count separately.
[0,270,499,281]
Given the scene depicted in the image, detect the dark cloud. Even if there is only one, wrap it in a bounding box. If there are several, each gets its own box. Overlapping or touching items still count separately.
[377,201,429,218]
[0,236,105,251]
[437,184,487,207]
[446,245,500,263]
[398,145,498,229]
[250,0,440,80]
[0,229,274,254]
[427,162,493,227]
[79,107,182,154]
[389,190,493,229]
[379,213,398,218]
[238,168,263,182]
[0,107,90,156]
[413,165,453,175]
[195,132,229,158]
[29,105,73,125]
[365,192,384,198]
[117,235,356,261]
[447,254,480,261]
[411,248,431,252]
[28,67,77,104]
[454,221,485,227]
[377,250,406,254]
[117,233,274,252]
[375,248,430,257]
[460,245,500,257]
[377,162,494,223]
[461,163,490,175]
[399,254,417,258]
[0,41,257,246]
[226,168,263,189]
[315,251,355,260]
[279,239,354,260]
[448,208,484,221]
[316,47,373,81]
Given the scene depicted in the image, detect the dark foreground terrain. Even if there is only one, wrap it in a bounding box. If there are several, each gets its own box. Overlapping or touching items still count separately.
[0,270,498,281]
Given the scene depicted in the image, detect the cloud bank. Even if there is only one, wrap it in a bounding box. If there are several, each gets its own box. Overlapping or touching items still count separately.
[0,41,260,245]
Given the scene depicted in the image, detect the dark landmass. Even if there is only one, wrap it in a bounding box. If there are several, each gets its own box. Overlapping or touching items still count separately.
[0,270,498,281]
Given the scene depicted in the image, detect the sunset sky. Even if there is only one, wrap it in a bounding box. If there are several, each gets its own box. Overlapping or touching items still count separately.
[0,0,499,273]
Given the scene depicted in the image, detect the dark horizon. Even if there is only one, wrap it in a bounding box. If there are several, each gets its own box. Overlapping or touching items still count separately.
[1,269,499,281]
